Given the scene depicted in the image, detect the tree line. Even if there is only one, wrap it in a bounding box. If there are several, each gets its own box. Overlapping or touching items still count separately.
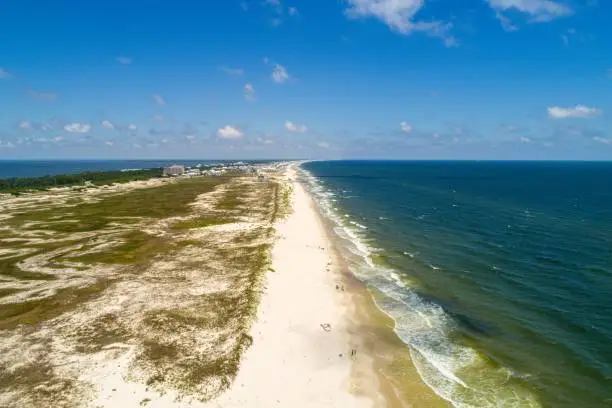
[0,168,163,194]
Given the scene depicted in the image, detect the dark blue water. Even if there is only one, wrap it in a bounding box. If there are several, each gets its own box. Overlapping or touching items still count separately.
[302,161,612,408]
[0,160,269,178]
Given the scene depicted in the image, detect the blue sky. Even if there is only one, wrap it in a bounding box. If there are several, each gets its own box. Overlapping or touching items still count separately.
[0,0,611,160]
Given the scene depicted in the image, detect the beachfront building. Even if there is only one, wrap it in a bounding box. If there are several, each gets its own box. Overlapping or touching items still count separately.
[162,165,185,177]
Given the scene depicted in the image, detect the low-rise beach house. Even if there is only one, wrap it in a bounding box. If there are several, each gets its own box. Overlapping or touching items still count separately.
[163,165,185,177]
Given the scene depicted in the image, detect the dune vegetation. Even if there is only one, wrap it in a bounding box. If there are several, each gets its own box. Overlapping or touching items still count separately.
[0,172,291,407]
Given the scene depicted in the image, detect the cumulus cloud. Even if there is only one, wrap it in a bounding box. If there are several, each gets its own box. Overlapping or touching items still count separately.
[400,121,412,134]
[64,122,92,133]
[257,136,274,145]
[18,120,32,130]
[317,141,330,148]
[153,94,167,106]
[0,68,10,79]
[105,141,115,146]
[100,120,115,130]
[547,105,601,119]
[345,0,455,46]
[272,64,290,83]
[285,120,307,133]
[0,140,15,149]
[487,0,572,22]
[244,83,256,101]
[217,125,244,139]
[127,124,138,131]
[593,136,612,145]
[116,56,133,64]
[520,136,532,143]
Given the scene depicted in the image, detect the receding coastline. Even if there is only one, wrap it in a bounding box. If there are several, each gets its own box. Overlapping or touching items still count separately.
[2,161,449,407]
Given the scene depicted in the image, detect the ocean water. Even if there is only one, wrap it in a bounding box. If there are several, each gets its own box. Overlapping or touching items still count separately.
[301,161,612,408]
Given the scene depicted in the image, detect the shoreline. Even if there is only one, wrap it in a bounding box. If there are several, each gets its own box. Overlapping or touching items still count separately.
[210,163,447,407]
[204,164,378,407]
[300,167,450,408]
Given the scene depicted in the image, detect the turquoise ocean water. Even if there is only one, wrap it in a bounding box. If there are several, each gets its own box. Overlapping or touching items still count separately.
[301,161,612,408]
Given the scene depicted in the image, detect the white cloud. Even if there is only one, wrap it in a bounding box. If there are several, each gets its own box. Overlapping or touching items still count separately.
[153,94,167,106]
[0,68,10,79]
[345,0,455,46]
[244,83,256,101]
[285,120,307,133]
[488,0,572,23]
[105,141,115,146]
[593,136,612,145]
[18,120,32,130]
[496,12,518,31]
[317,141,330,149]
[263,57,270,65]
[520,136,532,143]
[217,125,244,139]
[64,122,92,133]
[547,105,601,119]
[272,64,290,83]
[53,136,64,142]
[400,121,412,134]
[100,120,115,130]
[116,56,132,64]
[288,7,299,16]
[127,124,138,131]
[257,137,274,145]
[221,66,245,76]
[152,114,164,122]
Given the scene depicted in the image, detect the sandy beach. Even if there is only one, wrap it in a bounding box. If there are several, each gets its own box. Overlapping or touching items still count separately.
[204,165,380,408]
[1,165,396,408]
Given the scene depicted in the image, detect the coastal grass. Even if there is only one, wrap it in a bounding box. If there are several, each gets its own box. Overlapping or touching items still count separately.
[0,171,289,405]
[171,217,235,231]
[0,168,163,194]
[0,279,109,330]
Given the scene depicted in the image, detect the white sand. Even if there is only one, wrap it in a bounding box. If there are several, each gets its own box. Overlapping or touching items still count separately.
[88,166,378,408]
[1,167,382,408]
[202,166,377,408]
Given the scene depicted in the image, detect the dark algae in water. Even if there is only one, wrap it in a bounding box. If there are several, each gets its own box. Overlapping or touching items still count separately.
[303,160,612,408]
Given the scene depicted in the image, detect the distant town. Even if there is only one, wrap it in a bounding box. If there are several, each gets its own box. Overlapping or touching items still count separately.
[162,161,285,180]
